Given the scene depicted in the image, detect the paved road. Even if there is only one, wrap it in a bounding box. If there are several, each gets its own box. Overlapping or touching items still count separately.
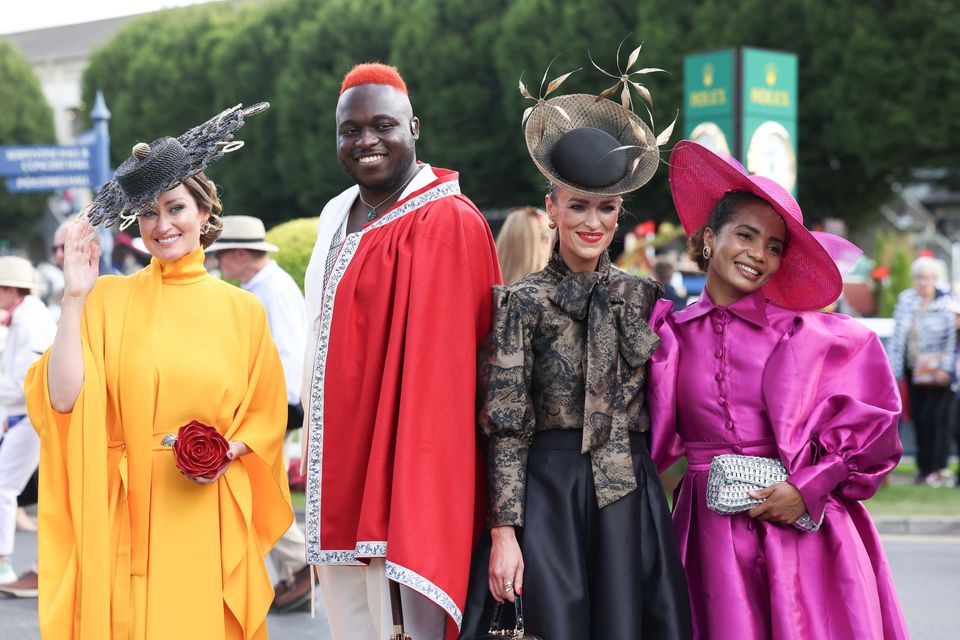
[1,526,331,640]
[883,534,960,639]
[3,529,959,638]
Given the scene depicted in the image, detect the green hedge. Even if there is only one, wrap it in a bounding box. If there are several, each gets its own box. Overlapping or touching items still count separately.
[265,217,318,292]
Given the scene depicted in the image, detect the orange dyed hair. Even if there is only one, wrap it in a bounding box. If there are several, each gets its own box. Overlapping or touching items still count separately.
[340,62,408,95]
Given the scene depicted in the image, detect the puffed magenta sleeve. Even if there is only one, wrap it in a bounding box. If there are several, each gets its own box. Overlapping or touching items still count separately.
[763,313,902,522]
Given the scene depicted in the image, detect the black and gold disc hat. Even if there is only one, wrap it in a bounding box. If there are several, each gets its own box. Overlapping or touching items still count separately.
[522,43,674,197]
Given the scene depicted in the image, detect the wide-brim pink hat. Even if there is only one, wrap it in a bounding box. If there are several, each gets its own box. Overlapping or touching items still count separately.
[669,140,860,311]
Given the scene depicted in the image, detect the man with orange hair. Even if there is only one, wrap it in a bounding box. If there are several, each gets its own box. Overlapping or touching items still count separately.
[300,62,501,639]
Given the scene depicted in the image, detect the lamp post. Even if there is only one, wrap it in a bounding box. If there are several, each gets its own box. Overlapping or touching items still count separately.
[90,90,111,191]
[90,90,114,272]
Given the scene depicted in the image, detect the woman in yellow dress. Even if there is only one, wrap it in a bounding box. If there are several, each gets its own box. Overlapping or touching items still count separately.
[25,103,293,639]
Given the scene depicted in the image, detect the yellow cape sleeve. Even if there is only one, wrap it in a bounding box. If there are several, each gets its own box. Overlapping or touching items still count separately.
[25,284,116,638]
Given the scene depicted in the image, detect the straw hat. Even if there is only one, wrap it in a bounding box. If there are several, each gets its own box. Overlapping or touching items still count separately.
[205,216,278,253]
[0,256,38,292]
[85,102,270,231]
[669,140,861,311]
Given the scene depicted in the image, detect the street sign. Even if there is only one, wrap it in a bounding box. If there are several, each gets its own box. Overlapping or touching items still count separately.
[5,173,92,192]
[0,144,92,176]
[0,91,110,195]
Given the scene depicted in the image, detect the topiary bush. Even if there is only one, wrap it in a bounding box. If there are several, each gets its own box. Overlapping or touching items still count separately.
[265,217,318,292]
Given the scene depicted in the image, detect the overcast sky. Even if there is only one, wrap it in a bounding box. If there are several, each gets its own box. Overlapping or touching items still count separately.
[1,0,216,34]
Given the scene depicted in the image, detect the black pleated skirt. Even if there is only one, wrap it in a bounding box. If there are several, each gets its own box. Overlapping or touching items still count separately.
[460,429,691,640]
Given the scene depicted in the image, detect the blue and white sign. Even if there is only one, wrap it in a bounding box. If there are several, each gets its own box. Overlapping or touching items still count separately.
[5,173,92,192]
[0,90,112,194]
[0,145,92,176]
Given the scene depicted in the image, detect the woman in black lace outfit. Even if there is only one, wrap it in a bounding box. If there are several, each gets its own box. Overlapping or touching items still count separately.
[460,84,690,639]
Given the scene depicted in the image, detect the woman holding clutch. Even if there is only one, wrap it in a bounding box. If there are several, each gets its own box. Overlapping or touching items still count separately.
[25,104,292,639]
[649,140,909,639]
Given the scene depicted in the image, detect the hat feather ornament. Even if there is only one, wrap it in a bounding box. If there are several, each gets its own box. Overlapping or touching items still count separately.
[84,102,269,230]
[522,39,676,197]
[587,38,678,163]
[518,55,582,134]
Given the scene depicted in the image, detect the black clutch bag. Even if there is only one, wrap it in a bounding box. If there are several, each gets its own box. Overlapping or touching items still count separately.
[473,595,542,639]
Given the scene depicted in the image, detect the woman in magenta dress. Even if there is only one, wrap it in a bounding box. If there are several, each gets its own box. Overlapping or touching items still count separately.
[649,140,909,639]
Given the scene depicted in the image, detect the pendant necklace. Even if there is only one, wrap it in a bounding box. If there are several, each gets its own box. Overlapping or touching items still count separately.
[358,166,422,222]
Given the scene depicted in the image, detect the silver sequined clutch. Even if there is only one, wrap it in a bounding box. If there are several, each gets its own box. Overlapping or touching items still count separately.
[706,454,823,533]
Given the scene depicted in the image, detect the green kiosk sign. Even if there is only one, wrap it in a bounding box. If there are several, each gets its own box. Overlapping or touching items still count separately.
[684,48,798,194]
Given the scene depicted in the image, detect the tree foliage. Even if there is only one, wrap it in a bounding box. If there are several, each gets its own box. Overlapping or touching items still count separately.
[0,40,56,238]
[391,0,517,208]
[273,0,409,213]
[81,4,241,165]
[209,0,316,225]
[78,0,960,231]
[682,0,960,223]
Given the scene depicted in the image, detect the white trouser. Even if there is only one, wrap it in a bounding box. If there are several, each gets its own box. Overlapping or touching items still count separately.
[0,419,41,556]
[316,559,447,640]
[270,520,308,585]
[269,435,308,584]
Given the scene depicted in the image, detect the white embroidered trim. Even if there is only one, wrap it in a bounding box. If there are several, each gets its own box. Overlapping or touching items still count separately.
[354,541,388,557]
[385,560,463,629]
[314,540,389,565]
[315,550,365,566]
[304,180,462,566]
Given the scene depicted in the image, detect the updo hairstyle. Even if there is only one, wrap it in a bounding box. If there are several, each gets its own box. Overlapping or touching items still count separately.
[181,171,223,248]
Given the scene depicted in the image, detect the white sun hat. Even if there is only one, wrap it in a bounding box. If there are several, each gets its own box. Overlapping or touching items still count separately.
[205,215,278,253]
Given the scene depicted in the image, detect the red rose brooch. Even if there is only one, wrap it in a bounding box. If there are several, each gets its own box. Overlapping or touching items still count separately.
[161,420,230,478]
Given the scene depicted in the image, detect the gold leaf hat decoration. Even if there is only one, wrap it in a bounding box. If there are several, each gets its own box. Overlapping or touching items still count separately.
[522,40,677,197]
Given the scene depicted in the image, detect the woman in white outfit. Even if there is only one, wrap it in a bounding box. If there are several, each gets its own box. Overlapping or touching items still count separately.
[0,257,56,589]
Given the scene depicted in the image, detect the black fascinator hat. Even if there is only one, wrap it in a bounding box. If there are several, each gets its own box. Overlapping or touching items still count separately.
[85,102,269,230]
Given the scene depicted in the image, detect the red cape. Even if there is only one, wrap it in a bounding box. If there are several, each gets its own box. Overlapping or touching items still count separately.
[304,168,500,635]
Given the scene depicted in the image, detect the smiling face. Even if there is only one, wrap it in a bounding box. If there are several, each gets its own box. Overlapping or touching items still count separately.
[703,200,786,306]
[136,184,209,261]
[545,186,621,272]
[336,84,419,196]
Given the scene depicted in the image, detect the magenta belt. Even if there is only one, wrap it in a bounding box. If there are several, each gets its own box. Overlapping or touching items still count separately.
[685,437,778,471]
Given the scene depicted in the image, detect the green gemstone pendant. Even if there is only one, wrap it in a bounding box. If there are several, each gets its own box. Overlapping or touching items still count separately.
[367,210,377,222]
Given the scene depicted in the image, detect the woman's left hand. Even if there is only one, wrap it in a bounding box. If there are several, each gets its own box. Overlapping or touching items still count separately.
[185,441,251,485]
[747,482,807,526]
